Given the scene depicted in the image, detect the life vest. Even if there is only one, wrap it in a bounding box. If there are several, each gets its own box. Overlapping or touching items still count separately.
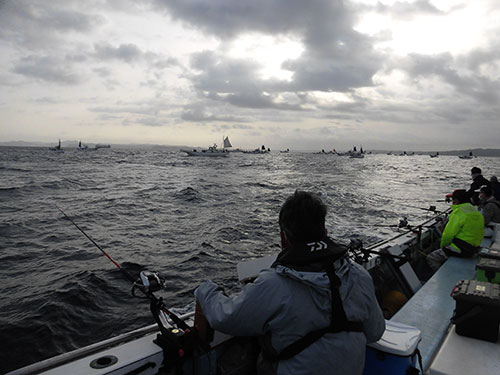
[262,237,364,361]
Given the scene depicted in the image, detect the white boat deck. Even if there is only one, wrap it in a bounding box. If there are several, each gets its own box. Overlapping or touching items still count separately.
[428,325,500,375]
[426,223,500,375]
[391,223,500,374]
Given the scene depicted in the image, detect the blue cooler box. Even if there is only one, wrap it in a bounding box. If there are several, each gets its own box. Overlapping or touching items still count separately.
[364,320,422,375]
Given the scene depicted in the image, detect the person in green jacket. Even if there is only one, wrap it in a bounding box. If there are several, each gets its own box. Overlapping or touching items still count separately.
[427,189,484,271]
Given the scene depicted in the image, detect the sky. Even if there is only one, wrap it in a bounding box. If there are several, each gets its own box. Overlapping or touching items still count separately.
[0,0,499,151]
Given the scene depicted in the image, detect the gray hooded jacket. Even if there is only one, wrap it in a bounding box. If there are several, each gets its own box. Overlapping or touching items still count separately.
[479,196,500,225]
[195,253,385,374]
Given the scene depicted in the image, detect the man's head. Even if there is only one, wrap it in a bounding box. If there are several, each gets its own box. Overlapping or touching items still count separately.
[445,189,469,204]
[471,167,481,178]
[279,191,327,245]
[478,185,492,201]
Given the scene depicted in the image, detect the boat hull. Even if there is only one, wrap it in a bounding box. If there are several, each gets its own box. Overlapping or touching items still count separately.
[182,150,228,157]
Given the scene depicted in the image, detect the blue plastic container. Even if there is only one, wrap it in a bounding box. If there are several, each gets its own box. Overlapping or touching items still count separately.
[364,320,421,375]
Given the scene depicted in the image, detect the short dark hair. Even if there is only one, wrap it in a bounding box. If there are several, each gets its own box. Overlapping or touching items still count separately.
[471,167,481,174]
[452,189,469,204]
[279,191,327,242]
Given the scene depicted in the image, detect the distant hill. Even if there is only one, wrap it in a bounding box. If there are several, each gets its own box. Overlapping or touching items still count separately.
[434,148,500,157]
[0,141,192,151]
[372,148,500,157]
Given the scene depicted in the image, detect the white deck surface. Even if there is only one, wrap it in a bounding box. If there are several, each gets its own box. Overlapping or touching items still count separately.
[428,325,500,375]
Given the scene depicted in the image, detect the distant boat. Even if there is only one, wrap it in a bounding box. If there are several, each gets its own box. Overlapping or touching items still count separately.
[77,141,95,151]
[349,153,365,158]
[430,152,439,158]
[95,144,111,149]
[459,151,474,159]
[243,145,270,154]
[49,139,64,153]
[182,136,231,157]
[280,148,290,153]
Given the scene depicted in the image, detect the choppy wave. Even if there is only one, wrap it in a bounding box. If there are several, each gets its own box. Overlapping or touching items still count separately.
[1,145,500,373]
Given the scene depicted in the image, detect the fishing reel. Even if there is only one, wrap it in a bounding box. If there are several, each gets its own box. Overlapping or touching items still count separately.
[348,239,369,264]
[132,270,165,297]
[398,217,408,228]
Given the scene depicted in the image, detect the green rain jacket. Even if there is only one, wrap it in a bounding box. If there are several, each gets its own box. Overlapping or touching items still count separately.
[440,203,485,252]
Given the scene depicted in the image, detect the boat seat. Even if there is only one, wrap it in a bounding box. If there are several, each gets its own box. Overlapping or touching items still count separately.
[391,257,477,371]
[490,224,500,250]
[481,237,493,248]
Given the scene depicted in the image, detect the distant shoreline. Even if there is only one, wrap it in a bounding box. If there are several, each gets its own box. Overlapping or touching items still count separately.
[1,142,500,156]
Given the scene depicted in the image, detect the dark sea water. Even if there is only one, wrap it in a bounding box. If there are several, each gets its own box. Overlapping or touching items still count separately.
[1,146,499,373]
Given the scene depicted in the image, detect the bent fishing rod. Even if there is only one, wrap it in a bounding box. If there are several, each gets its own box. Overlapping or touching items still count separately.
[55,204,190,332]
[364,206,452,252]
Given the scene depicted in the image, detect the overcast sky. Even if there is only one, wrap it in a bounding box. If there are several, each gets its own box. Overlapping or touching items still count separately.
[0,0,499,151]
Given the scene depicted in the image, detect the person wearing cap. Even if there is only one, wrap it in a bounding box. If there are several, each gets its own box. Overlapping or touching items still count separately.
[490,176,500,201]
[478,185,500,226]
[427,189,484,271]
[194,191,385,374]
[467,167,490,205]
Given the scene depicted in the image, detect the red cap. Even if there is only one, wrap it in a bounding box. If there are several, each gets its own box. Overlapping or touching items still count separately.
[445,189,468,201]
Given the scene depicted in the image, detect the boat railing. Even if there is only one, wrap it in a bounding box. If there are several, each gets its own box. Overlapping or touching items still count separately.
[6,312,195,375]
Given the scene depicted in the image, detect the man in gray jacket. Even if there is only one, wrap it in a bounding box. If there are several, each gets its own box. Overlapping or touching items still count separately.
[195,191,385,374]
[478,185,500,226]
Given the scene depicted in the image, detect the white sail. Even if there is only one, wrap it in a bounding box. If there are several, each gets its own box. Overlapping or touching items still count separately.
[223,136,232,148]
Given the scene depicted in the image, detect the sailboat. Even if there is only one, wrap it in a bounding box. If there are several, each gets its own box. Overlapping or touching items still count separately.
[182,136,232,157]
[49,139,64,153]
[349,145,365,158]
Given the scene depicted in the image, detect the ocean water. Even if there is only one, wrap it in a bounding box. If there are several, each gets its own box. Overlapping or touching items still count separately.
[1,146,499,373]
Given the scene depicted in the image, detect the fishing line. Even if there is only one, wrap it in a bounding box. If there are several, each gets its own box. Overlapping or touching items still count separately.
[55,204,190,331]
[55,204,129,277]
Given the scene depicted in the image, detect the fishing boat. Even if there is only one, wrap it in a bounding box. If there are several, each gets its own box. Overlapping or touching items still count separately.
[77,141,96,151]
[459,152,474,159]
[95,144,111,149]
[12,207,498,375]
[242,145,269,154]
[182,137,231,157]
[430,152,439,158]
[349,152,364,158]
[48,139,64,153]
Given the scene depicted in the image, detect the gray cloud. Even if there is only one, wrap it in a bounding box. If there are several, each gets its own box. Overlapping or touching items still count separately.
[0,1,104,49]
[94,43,143,62]
[373,0,448,18]
[181,103,246,122]
[156,0,382,116]
[13,55,81,84]
[93,67,112,77]
[401,53,500,105]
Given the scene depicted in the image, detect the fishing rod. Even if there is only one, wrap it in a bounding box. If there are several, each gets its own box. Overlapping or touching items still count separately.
[347,207,451,265]
[55,204,190,332]
[363,206,451,252]
[399,203,450,215]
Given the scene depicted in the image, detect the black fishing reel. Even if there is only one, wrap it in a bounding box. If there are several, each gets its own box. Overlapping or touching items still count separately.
[132,270,165,297]
[398,217,408,228]
[348,239,369,264]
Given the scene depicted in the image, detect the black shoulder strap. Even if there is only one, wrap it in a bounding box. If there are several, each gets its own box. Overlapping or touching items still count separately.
[274,263,364,361]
